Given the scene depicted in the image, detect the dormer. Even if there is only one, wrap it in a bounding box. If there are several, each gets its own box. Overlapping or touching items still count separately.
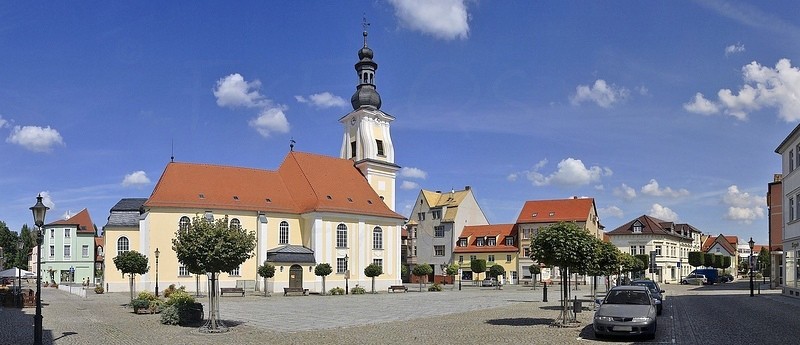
[476,237,485,247]
[457,237,468,247]
[487,236,497,246]
[632,220,643,233]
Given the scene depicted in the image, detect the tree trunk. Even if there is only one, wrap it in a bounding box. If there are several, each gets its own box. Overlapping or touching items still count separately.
[129,274,135,303]
[322,276,326,295]
[200,272,227,333]
[263,277,267,297]
[371,277,375,294]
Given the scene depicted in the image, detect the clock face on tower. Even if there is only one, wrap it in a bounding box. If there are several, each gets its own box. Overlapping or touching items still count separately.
[350,117,356,126]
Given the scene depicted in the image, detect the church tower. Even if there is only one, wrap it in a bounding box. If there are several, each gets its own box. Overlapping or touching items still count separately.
[340,25,399,211]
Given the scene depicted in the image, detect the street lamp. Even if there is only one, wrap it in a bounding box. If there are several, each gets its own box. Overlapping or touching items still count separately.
[18,240,24,302]
[344,254,349,295]
[154,248,160,297]
[748,237,755,298]
[30,194,49,345]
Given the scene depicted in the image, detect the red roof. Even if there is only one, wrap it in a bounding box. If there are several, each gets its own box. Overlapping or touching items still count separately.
[454,224,518,253]
[47,208,95,233]
[516,198,595,223]
[144,151,404,220]
[607,215,698,240]
[703,234,737,255]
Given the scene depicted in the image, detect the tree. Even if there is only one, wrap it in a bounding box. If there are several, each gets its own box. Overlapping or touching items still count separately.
[315,263,333,295]
[445,264,459,290]
[528,264,541,289]
[530,222,597,325]
[620,253,645,278]
[634,254,649,278]
[722,256,732,275]
[758,247,771,277]
[489,264,505,289]
[593,240,622,293]
[703,253,714,268]
[172,216,256,333]
[113,250,149,303]
[470,259,487,283]
[401,265,409,283]
[364,263,383,293]
[412,264,433,292]
[257,261,275,297]
[688,251,703,269]
[712,255,723,270]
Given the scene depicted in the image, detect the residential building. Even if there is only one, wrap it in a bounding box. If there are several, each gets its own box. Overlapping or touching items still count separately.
[405,187,489,283]
[42,209,97,285]
[453,224,518,284]
[767,174,783,287]
[607,215,702,284]
[104,30,406,294]
[516,197,602,283]
[701,234,739,276]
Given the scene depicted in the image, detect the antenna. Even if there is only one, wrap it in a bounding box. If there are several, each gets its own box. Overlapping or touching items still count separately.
[170,139,175,162]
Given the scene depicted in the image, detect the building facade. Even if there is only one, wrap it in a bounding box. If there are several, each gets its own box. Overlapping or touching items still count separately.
[404,187,489,282]
[453,224,519,284]
[516,197,602,283]
[43,209,97,285]
[607,215,702,284]
[102,198,147,292]
[103,30,407,295]
[775,123,800,297]
[767,174,783,287]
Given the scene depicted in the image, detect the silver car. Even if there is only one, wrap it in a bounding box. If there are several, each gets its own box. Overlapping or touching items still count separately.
[593,285,657,340]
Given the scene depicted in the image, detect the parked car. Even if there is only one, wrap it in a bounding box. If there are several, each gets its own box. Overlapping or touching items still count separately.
[630,280,664,315]
[688,268,718,284]
[680,273,707,285]
[593,285,658,340]
[481,278,497,287]
[719,273,734,283]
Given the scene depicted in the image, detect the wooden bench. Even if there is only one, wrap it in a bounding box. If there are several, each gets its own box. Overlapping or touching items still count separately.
[283,287,309,296]
[220,287,245,296]
[388,285,408,293]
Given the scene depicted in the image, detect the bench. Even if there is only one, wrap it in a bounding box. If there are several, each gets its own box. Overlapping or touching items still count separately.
[220,287,245,296]
[388,285,408,293]
[283,287,309,296]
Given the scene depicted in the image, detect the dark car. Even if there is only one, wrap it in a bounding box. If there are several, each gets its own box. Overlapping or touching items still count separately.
[630,279,664,315]
[593,285,658,340]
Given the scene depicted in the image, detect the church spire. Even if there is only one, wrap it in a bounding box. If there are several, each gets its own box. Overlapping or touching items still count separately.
[351,17,381,110]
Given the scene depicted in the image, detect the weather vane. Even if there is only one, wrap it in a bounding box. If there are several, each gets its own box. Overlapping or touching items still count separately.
[362,14,370,47]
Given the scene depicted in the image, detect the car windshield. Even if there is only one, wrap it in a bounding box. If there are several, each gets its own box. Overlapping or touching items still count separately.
[631,282,658,292]
[604,290,650,305]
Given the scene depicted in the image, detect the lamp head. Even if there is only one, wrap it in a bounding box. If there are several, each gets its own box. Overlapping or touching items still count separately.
[748,237,755,250]
[155,248,160,258]
[30,194,49,228]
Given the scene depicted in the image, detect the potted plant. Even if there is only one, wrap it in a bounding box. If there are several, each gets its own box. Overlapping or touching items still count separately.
[94,285,104,294]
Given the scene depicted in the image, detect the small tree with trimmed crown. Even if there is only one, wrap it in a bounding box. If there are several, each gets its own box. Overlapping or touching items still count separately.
[364,264,383,293]
[113,250,149,303]
[257,261,275,297]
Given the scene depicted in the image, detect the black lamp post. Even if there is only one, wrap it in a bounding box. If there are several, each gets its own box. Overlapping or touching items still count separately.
[344,254,349,295]
[18,240,23,303]
[154,248,160,297]
[748,237,755,297]
[30,194,49,345]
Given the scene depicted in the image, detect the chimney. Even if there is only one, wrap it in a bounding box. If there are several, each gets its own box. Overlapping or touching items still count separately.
[465,185,471,191]
[572,196,578,199]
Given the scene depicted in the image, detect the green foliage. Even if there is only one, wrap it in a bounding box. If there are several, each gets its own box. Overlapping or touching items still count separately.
[470,259,487,279]
[137,291,158,301]
[620,253,645,273]
[350,285,366,294]
[329,287,345,295]
[160,302,203,325]
[258,261,276,278]
[163,284,184,298]
[634,254,649,272]
[712,254,723,269]
[364,263,383,278]
[758,247,771,276]
[722,256,732,270]
[530,222,597,274]
[401,265,409,278]
[315,263,333,277]
[113,250,150,276]
[428,283,443,291]
[130,299,150,313]
[445,264,460,277]
[488,264,505,278]
[160,305,180,325]
[412,263,433,277]
[94,285,104,294]
[528,264,541,275]
[171,215,256,275]
[703,253,714,267]
[688,251,703,268]
[592,240,622,276]
[165,289,195,306]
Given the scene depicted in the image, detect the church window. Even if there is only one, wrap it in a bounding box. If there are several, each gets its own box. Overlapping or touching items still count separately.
[117,237,129,255]
[376,140,384,156]
[337,224,348,248]
[373,227,383,249]
[351,141,357,158]
[179,216,190,231]
[337,257,348,273]
[279,221,289,244]
[230,218,241,230]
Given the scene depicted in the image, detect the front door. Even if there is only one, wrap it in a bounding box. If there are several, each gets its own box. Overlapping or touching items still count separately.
[289,265,303,288]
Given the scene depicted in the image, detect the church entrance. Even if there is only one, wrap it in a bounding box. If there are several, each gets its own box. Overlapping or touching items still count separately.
[289,265,303,288]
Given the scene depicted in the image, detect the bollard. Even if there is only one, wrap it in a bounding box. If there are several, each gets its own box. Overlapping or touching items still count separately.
[543,282,548,302]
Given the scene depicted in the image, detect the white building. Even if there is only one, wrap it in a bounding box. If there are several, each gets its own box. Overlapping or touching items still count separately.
[775,123,800,297]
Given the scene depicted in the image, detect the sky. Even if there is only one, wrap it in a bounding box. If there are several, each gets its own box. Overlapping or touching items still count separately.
[2,0,799,245]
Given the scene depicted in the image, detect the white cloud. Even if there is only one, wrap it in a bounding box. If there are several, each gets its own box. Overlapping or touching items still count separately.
[213,73,267,108]
[388,0,470,40]
[599,206,624,219]
[399,167,428,179]
[526,158,612,187]
[0,115,8,128]
[683,92,720,115]
[122,171,151,187]
[38,191,55,210]
[400,180,420,190]
[648,203,678,222]
[685,59,800,121]
[295,92,347,109]
[725,42,746,56]
[6,125,64,152]
[570,79,630,108]
[506,173,518,182]
[722,185,765,224]
[640,179,689,198]
[613,183,637,201]
[249,107,290,138]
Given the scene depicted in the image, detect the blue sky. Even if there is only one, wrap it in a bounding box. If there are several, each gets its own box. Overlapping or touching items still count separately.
[2,1,799,245]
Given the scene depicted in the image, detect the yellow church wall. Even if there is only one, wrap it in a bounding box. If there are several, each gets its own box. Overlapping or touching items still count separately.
[102,227,141,293]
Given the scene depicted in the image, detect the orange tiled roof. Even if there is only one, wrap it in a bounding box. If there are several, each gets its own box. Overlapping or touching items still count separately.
[48,208,95,233]
[454,224,518,253]
[144,151,404,220]
[703,234,737,255]
[607,215,698,241]
[516,198,595,223]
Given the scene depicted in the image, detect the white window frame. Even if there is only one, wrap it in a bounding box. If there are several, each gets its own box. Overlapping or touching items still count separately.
[373,227,383,249]
[336,224,348,248]
[279,221,289,245]
[82,244,89,258]
[64,245,71,259]
[434,245,445,256]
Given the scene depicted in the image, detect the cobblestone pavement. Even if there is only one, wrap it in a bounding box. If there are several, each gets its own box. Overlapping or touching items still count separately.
[0,280,788,345]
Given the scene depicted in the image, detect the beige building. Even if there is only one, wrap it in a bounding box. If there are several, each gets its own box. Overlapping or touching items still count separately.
[454,224,519,284]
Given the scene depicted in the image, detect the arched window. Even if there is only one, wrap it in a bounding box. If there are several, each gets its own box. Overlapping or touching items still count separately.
[336,224,348,248]
[179,216,191,232]
[230,218,241,230]
[279,221,289,244]
[117,237,129,254]
[373,227,383,249]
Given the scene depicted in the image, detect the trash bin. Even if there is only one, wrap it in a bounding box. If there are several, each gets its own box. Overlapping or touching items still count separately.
[573,300,582,313]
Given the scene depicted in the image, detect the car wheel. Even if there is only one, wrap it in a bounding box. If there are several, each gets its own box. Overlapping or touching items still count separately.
[594,331,604,339]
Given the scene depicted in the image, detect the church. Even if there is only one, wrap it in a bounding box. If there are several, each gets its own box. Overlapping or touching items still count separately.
[102,29,406,294]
